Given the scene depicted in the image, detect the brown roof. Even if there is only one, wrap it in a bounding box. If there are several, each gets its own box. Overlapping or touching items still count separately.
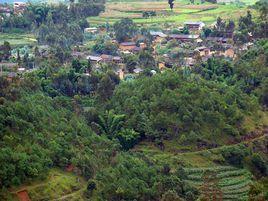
[120,42,136,46]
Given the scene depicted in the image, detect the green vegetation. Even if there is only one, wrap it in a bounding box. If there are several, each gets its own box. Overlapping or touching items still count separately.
[0,33,36,46]
[0,0,267,200]
[0,1,105,48]
[1,169,86,201]
[88,1,257,26]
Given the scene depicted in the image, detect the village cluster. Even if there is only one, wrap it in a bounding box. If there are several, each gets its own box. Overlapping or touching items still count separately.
[0,1,253,81]
[71,21,253,80]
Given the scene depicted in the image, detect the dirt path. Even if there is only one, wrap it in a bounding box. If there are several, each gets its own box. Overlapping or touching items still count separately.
[177,128,268,155]
[51,187,86,201]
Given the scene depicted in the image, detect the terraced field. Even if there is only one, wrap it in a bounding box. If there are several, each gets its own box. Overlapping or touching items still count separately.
[185,166,252,201]
[88,0,257,26]
[0,33,36,46]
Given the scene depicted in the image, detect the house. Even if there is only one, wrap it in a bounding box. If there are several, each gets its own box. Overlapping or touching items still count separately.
[100,54,122,63]
[195,46,211,57]
[84,27,98,34]
[18,67,26,73]
[184,57,196,67]
[150,31,167,43]
[150,31,167,38]
[14,2,27,14]
[119,42,145,53]
[158,62,166,70]
[132,46,142,53]
[7,72,17,82]
[117,69,125,80]
[206,37,228,44]
[119,42,137,51]
[88,54,123,64]
[112,56,123,64]
[71,51,85,59]
[168,34,199,42]
[240,42,253,51]
[0,6,11,17]
[221,46,235,58]
[139,42,146,49]
[87,55,103,66]
[133,68,143,74]
[184,22,205,31]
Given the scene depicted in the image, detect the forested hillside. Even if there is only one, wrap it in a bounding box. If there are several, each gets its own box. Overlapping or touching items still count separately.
[0,0,267,200]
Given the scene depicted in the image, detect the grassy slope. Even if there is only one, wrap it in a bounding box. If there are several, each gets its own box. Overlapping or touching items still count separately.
[0,33,36,47]
[1,169,86,201]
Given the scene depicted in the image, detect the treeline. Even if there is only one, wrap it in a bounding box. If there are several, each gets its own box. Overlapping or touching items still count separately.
[202,1,268,43]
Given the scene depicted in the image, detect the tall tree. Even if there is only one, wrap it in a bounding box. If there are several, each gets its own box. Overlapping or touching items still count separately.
[113,18,137,42]
[0,41,11,61]
[168,0,175,10]
[92,110,125,138]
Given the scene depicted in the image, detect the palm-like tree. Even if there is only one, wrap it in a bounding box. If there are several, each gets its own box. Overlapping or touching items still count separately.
[92,110,125,139]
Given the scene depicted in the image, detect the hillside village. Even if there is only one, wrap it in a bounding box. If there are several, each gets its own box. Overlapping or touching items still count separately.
[0,0,267,201]
[0,1,256,81]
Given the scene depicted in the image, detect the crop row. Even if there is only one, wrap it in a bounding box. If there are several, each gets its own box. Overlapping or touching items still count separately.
[185,166,237,174]
[222,193,248,200]
[187,169,248,181]
[221,180,251,191]
[219,175,251,187]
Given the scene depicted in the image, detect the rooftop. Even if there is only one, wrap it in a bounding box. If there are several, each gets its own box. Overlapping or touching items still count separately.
[169,34,199,39]
[150,31,167,38]
[184,21,205,26]
[120,42,136,46]
[87,55,102,62]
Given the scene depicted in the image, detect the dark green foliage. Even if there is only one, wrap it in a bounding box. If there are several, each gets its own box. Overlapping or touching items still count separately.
[92,110,125,138]
[234,40,268,95]
[0,2,267,197]
[87,180,96,192]
[221,145,248,167]
[193,40,268,107]
[92,36,119,56]
[71,59,90,73]
[94,153,197,200]
[97,73,119,101]
[0,41,11,61]
[138,50,156,68]
[116,129,140,150]
[110,72,257,143]
[123,54,138,73]
[91,111,140,150]
[0,74,116,187]
[234,1,268,44]
[251,154,267,176]
[113,18,138,42]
